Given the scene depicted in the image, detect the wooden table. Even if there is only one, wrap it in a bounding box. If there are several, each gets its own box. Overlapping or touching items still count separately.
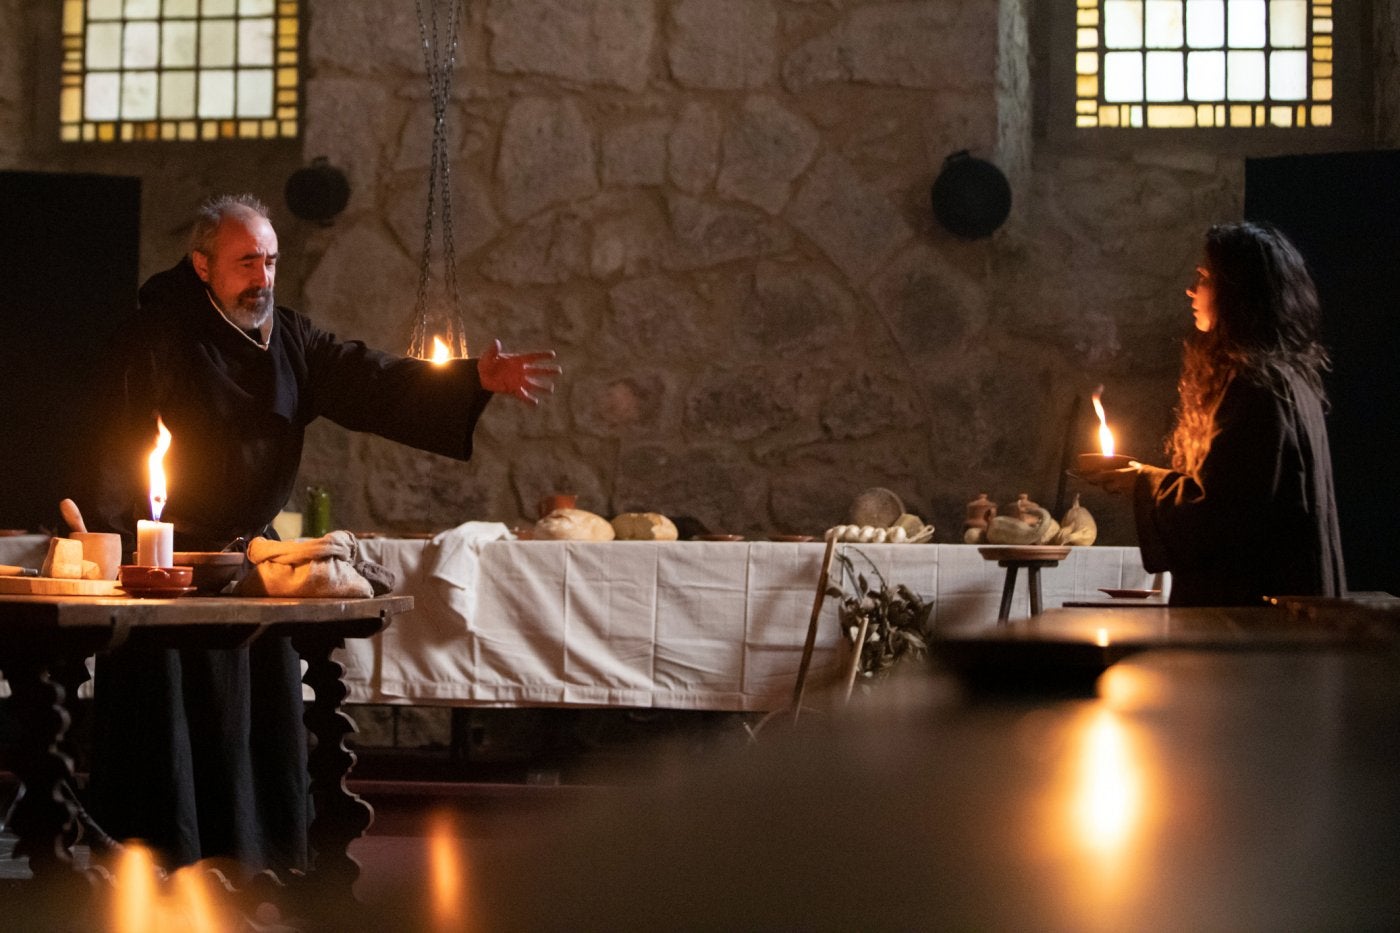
[464,599,1400,930]
[931,598,1400,693]
[0,593,412,897]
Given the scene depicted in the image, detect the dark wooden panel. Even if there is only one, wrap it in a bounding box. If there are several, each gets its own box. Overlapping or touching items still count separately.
[0,171,140,533]
[1246,151,1400,595]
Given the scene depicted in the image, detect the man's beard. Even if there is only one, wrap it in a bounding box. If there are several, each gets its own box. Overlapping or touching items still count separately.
[222,287,274,330]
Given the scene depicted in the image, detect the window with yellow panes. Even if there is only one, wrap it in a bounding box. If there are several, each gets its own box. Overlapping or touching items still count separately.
[59,0,299,143]
[1074,0,1333,128]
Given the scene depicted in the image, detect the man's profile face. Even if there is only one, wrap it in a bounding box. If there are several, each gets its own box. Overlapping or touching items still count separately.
[192,210,278,330]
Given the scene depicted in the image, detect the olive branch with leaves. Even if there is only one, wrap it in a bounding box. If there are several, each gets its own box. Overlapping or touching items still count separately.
[826,547,934,686]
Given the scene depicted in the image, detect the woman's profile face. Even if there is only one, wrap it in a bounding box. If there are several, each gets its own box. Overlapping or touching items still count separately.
[1186,264,1216,332]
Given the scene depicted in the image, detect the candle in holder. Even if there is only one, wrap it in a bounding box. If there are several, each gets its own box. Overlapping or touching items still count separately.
[136,519,173,568]
[1075,385,1132,473]
[136,417,174,568]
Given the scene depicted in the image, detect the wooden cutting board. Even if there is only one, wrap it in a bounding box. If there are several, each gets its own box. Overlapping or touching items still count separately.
[0,575,124,596]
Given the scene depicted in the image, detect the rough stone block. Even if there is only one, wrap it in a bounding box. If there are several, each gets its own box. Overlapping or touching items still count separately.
[487,0,656,91]
[668,102,722,194]
[669,0,778,90]
[482,208,592,285]
[603,274,712,361]
[783,1,993,92]
[664,194,793,271]
[497,97,599,222]
[716,96,821,214]
[602,118,671,188]
[735,260,856,356]
[787,152,911,282]
[569,370,671,437]
[302,221,420,349]
[613,443,769,534]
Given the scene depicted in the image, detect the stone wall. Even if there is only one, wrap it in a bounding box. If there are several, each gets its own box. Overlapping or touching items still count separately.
[1,0,1396,548]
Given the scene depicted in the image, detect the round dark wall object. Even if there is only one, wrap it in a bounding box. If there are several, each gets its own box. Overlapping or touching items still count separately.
[285,157,351,224]
[931,151,1011,239]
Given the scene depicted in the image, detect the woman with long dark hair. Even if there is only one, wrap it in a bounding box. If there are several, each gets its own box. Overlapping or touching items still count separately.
[1085,221,1346,606]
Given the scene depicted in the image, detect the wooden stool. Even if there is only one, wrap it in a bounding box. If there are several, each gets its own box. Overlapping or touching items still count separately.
[978,546,1070,625]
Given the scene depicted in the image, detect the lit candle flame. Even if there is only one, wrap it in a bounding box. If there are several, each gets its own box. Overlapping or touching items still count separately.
[113,844,159,933]
[149,416,172,521]
[172,867,221,933]
[430,336,452,365]
[1091,385,1115,458]
[112,844,225,933]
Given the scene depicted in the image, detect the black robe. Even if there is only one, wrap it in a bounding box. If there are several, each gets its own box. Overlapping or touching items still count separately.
[1132,368,1346,607]
[87,258,493,873]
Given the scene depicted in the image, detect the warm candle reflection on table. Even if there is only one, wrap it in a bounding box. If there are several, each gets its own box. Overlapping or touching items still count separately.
[428,810,470,933]
[456,635,1400,931]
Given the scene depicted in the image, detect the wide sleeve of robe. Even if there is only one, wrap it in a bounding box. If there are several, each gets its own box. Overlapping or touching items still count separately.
[1132,370,1345,606]
[288,312,493,461]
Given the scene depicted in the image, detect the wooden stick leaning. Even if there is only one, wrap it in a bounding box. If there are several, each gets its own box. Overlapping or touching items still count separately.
[842,614,871,703]
[791,533,839,721]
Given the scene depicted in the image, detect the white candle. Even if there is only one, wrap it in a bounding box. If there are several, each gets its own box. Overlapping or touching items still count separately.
[137,519,173,568]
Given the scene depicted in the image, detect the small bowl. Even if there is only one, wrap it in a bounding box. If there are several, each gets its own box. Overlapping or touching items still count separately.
[1072,452,1138,475]
[119,565,194,590]
[173,551,248,593]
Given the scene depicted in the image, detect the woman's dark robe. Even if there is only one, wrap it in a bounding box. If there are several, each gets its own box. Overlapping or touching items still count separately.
[87,258,493,873]
[1133,368,1346,607]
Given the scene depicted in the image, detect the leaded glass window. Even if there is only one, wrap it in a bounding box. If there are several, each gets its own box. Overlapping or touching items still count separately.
[60,0,300,142]
[1075,0,1333,128]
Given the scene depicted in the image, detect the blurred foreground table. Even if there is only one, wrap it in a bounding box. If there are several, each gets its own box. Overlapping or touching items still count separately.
[0,593,411,895]
[462,599,1400,931]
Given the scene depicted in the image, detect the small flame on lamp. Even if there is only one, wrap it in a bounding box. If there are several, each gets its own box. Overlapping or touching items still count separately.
[430,336,453,365]
[1091,385,1115,458]
[149,416,172,521]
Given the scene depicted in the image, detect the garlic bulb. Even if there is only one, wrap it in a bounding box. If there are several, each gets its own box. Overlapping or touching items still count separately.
[1055,494,1098,546]
[825,522,933,543]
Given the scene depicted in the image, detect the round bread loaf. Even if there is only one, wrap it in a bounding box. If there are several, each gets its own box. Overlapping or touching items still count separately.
[533,508,616,541]
[610,512,679,541]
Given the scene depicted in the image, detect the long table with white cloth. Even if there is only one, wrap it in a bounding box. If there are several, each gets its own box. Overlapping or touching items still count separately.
[1,530,1163,711]
[344,525,1164,712]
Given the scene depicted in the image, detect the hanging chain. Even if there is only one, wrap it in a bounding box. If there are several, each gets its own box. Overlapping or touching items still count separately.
[410,0,466,359]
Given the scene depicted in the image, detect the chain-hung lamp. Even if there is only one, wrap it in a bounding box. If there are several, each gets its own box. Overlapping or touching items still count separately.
[408,0,469,364]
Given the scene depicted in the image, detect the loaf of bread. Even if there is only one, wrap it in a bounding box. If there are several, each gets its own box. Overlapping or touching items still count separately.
[610,512,679,541]
[534,509,616,541]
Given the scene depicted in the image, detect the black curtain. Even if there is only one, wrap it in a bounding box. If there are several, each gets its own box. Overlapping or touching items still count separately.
[0,171,140,533]
[1246,150,1400,596]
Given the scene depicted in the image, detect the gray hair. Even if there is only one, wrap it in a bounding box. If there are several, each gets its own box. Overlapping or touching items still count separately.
[188,193,270,256]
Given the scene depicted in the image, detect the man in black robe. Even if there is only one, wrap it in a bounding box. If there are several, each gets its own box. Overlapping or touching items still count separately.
[87,193,559,873]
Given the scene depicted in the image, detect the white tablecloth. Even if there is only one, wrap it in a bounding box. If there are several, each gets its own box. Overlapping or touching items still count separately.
[342,537,1163,712]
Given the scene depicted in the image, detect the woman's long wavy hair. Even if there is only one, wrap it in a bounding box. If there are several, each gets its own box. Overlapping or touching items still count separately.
[1168,222,1330,474]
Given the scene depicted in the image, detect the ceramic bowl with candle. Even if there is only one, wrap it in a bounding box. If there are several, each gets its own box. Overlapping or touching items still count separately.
[119,564,195,597]
[1073,452,1139,476]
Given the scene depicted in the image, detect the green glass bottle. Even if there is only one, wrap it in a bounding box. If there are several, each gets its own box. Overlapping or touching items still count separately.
[304,485,332,538]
